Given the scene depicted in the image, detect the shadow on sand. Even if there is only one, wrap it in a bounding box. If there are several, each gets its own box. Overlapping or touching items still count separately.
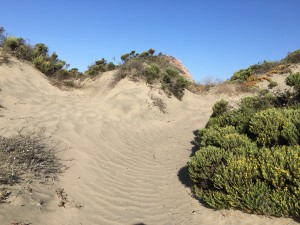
[177,130,200,188]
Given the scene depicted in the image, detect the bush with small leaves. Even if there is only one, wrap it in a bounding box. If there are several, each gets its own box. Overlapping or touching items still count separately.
[249,108,299,147]
[107,62,116,71]
[161,68,188,100]
[85,58,116,76]
[190,143,300,216]
[230,68,253,81]
[286,72,300,90]
[3,36,23,52]
[32,43,48,58]
[33,55,51,74]
[284,49,300,64]
[189,88,300,217]
[268,80,278,89]
[211,99,229,117]
[144,64,160,84]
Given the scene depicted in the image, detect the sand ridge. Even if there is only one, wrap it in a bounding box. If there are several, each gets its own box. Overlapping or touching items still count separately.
[0,58,298,224]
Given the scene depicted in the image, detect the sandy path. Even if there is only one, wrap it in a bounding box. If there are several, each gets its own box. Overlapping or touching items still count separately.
[0,59,298,225]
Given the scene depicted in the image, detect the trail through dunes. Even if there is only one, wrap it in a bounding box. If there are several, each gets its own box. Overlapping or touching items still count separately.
[0,59,298,225]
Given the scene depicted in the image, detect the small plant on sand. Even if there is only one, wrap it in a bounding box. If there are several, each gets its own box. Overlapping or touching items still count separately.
[12,222,31,225]
[0,126,67,185]
[268,80,278,89]
[56,188,68,207]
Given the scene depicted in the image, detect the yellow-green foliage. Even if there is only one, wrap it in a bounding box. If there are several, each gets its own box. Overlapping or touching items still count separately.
[33,55,51,74]
[144,64,160,84]
[230,68,253,81]
[189,90,300,217]
[211,99,229,117]
[286,72,300,90]
[249,108,299,146]
[1,34,85,80]
[190,145,300,216]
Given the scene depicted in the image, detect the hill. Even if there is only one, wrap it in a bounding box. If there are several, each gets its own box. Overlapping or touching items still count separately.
[0,51,300,225]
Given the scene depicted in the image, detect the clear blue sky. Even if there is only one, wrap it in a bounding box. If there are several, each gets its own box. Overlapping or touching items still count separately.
[0,0,299,81]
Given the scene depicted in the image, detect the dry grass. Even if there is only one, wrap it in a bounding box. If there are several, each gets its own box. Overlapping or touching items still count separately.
[50,78,83,90]
[0,127,67,185]
[11,222,31,225]
[0,48,10,65]
[266,64,292,76]
[0,188,11,203]
[214,83,237,96]
[150,94,167,113]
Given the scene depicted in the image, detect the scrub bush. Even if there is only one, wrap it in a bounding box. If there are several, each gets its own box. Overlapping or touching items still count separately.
[144,64,160,84]
[188,77,300,217]
[211,99,229,117]
[284,50,300,64]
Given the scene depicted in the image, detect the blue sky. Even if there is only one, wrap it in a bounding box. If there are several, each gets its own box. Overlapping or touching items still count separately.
[0,0,299,81]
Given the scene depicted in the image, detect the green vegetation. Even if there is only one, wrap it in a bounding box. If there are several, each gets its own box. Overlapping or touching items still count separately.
[284,50,300,64]
[188,77,300,217]
[116,49,189,100]
[268,80,278,89]
[0,26,116,87]
[0,32,83,82]
[0,27,189,97]
[229,51,300,82]
[85,58,116,76]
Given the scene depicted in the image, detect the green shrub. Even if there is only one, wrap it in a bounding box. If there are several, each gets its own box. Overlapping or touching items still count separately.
[165,67,180,77]
[3,36,20,51]
[190,145,300,217]
[286,72,300,90]
[189,146,227,190]
[144,64,160,84]
[268,80,278,89]
[116,51,189,100]
[284,49,300,64]
[33,55,51,74]
[250,61,279,75]
[211,99,229,117]
[189,81,300,217]
[107,62,116,71]
[161,68,187,100]
[199,126,257,152]
[249,108,299,147]
[15,44,33,61]
[230,68,253,81]
[33,43,48,58]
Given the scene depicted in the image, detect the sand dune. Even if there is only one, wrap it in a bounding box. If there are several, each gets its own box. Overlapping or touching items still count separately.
[0,58,298,225]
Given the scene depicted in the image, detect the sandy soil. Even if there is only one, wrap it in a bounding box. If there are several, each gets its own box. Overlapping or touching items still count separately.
[0,58,298,225]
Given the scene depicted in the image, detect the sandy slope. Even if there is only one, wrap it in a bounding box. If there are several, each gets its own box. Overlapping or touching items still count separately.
[0,58,298,225]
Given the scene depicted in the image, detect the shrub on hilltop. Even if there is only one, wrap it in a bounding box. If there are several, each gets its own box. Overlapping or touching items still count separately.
[115,49,190,100]
[284,50,300,64]
[229,50,300,83]
[85,58,116,76]
[1,33,84,83]
[188,77,300,217]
